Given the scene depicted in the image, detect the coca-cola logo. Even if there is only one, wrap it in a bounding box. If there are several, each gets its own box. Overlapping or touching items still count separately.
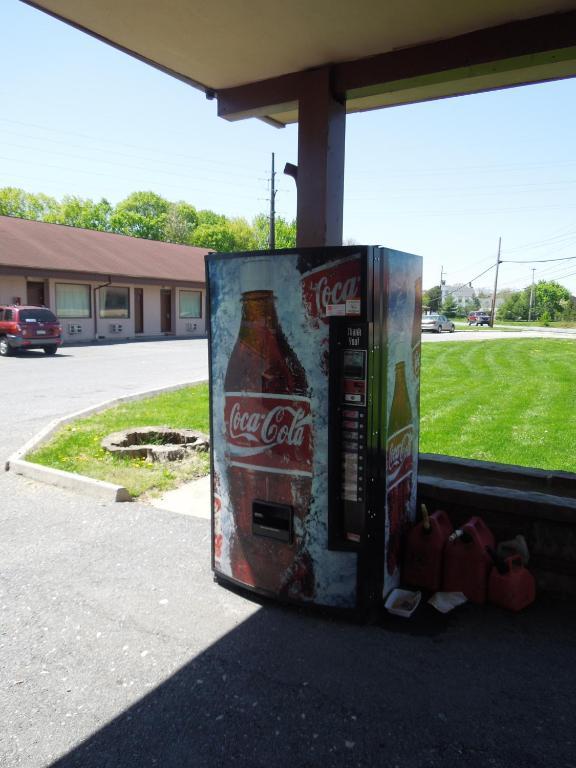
[229,402,308,450]
[301,256,361,321]
[314,274,360,316]
[224,393,312,476]
[387,427,413,477]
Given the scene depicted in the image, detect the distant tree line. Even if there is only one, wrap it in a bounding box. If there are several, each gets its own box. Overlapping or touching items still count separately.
[0,187,297,251]
[497,281,575,323]
[423,280,576,322]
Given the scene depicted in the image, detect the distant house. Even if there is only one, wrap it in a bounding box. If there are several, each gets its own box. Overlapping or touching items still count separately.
[441,283,476,308]
[0,215,209,343]
[478,296,505,312]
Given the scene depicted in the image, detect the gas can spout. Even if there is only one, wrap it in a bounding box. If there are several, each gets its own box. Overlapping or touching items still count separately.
[421,503,431,532]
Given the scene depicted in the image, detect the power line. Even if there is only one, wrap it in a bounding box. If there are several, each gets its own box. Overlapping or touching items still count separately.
[0,116,265,171]
[500,223,576,253]
[0,141,266,185]
[502,255,576,264]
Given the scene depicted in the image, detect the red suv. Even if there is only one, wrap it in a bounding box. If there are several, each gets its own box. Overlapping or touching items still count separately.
[467,311,491,326]
[0,305,63,356]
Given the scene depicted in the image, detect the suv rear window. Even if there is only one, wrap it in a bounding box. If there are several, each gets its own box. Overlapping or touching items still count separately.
[19,308,58,323]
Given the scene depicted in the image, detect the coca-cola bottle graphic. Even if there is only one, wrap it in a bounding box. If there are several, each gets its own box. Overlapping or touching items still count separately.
[223,256,315,598]
[411,276,422,378]
[385,360,414,576]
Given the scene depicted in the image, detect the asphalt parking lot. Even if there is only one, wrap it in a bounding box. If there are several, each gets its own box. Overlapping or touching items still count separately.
[1,337,576,768]
[0,338,208,460]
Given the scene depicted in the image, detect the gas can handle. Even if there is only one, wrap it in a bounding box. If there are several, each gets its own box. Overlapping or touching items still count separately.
[506,554,524,572]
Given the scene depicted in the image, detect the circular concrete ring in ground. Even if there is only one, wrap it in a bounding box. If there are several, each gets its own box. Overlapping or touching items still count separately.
[102,426,209,463]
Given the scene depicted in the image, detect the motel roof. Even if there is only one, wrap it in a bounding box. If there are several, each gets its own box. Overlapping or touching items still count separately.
[0,215,208,286]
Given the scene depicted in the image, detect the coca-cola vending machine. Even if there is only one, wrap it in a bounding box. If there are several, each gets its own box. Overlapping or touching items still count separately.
[206,246,422,610]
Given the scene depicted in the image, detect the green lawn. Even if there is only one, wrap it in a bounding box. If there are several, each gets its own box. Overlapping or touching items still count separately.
[27,340,576,494]
[420,338,576,472]
[27,383,210,497]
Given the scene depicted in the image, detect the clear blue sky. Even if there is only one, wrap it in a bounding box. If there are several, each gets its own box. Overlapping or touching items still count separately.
[2,0,576,294]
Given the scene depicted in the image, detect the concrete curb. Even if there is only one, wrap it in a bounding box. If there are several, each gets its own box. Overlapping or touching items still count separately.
[6,378,208,503]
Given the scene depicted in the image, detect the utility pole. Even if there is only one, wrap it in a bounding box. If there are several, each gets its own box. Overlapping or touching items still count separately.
[528,268,536,321]
[439,265,445,310]
[489,237,501,327]
[269,152,276,249]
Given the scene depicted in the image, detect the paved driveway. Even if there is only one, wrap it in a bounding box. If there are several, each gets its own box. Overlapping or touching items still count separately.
[0,338,208,461]
[1,339,576,768]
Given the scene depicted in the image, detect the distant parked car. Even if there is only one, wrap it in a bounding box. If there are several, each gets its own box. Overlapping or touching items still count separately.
[421,313,455,333]
[0,305,63,356]
[467,311,491,326]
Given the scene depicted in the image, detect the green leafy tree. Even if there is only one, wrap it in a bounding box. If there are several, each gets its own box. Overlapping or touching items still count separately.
[47,195,112,231]
[0,187,59,220]
[535,280,570,320]
[274,216,297,249]
[228,217,257,251]
[497,289,530,321]
[26,193,60,221]
[165,201,198,244]
[252,213,297,249]
[110,191,170,240]
[498,280,571,322]
[442,295,457,317]
[196,209,227,227]
[191,222,238,251]
[0,187,29,218]
[559,295,576,321]
[423,285,442,312]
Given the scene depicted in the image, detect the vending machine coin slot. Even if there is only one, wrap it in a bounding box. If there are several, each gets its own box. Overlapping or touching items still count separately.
[252,500,293,544]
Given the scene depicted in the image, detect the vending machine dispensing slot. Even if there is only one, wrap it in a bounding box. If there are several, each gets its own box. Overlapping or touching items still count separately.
[252,500,293,544]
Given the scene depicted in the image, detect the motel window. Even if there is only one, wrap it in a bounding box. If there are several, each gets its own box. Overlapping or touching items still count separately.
[99,286,129,318]
[180,290,202,318]
[55,283,91,318]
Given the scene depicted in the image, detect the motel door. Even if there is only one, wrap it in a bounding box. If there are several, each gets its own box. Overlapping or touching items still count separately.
[161,289,172,333]
[135,288,144,334]
[27,281,46,306]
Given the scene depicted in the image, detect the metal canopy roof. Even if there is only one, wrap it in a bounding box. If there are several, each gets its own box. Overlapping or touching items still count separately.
[23,1,576,125]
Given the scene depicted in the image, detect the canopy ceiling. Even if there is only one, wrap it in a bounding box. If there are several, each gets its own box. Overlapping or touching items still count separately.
[23,1,576,125]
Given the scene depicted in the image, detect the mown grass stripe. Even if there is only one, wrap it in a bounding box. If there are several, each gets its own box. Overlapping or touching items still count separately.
[420,339,576,471]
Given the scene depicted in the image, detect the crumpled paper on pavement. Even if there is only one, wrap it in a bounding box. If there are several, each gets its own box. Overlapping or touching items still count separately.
[428,591,468,613]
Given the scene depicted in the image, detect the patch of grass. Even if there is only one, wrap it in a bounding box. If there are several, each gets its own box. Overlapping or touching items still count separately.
[496,320,576,329]
[452,322,498,332]
[27,383,210,497]
[420,339,576,472]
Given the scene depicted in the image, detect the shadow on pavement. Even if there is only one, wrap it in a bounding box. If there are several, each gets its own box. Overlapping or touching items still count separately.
[49,596,576,768]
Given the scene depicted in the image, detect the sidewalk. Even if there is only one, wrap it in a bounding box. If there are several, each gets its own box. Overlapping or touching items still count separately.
[147,475,211,519]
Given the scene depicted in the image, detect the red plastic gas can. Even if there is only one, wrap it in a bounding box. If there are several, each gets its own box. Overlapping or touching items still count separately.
[404,510,453,591]
[488,555,535,612]
[442,516,495,603]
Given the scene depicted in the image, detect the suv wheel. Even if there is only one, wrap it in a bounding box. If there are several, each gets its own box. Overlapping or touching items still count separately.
[43,346,58,356]
[0,337,11,357]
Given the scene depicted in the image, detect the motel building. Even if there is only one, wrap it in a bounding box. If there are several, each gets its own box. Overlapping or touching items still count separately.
[0,215,209,343]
